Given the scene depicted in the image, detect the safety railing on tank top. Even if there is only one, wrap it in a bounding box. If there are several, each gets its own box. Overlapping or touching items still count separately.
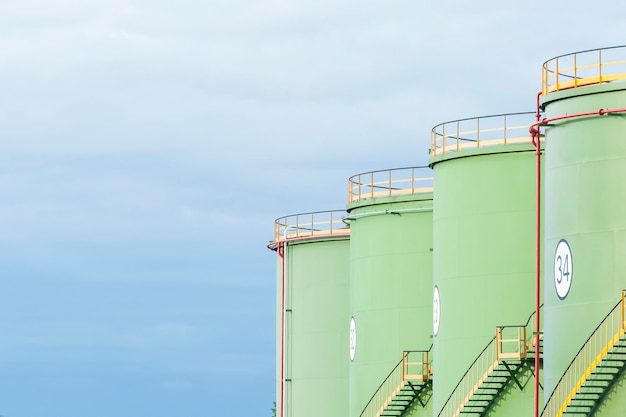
[540,291,626,417]
[543,45,626,95]
[430,112,536,158]
[348,167,433,204]
[360,348,432,417]
[438,307,542,417]
[273,210,349,242]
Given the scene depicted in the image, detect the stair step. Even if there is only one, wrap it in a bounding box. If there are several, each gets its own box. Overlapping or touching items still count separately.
[573,391,601,396]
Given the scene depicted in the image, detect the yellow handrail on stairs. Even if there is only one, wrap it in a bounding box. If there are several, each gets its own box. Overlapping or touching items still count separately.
[541,290,626,417]
[361,349,432,417]
[438,308,541,417]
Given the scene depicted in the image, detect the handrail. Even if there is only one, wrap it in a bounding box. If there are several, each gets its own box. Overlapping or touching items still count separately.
[499,304,544,352]
[496,326,527,360]
[272,210,349,242]
[542,45,626,95]
[348,166,433,204]
[540,291,626,417]
[438,335,497,417]
[430,112,537,158]
[360,347,432,417]
[438,307,543,417]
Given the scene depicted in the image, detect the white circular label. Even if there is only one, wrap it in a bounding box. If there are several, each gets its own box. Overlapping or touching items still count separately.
[433,286,441,337]
[554,239,573,299]
[349,316,357,362]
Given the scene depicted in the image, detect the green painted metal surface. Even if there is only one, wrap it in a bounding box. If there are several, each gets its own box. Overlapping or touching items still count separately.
[276,237,350,417]
[541,82,626,402]
[483,366,542,417]
[430,145,540,416]
[347,193,434,417]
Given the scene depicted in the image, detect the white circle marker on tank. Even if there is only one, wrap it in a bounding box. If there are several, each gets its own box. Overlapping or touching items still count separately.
[554,239,573,300]
[349,316,357,362]
[433,286,441,337]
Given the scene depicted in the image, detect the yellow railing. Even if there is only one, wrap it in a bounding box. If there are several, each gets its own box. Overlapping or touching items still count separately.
[439,308,542,417]
[430,113,536,158]
[497,326,527,360]
[361,349,432,417]
[541,291,626,417]
[438,335,498,417]
[348,167,433,204]
[543,45,626,95]
[273,210,349,242]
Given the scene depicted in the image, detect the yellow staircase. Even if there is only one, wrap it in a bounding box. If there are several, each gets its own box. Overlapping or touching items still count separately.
[541,291,626,417]
[438,309,543,417]
[360,349,432,417]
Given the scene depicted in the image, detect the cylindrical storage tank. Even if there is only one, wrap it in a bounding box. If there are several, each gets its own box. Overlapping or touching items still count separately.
[541,46,626,410]
[429,113,541,417]
[268,210,350,417]
[346,167,434,417]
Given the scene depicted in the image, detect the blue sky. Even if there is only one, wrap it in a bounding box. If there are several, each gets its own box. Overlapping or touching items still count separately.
[0,1,625,416]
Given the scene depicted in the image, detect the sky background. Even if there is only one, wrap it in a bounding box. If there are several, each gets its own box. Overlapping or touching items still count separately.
[0,1,625,416]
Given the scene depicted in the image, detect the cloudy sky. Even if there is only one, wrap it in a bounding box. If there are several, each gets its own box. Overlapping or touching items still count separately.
[0,1,624,416]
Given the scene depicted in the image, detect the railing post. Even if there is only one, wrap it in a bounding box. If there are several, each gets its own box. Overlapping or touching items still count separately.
[556,57,560,91]
[574,53,578,87]
[348,178,352,204]
[431,130,435,156]
[622,290,625,330]
[295,214,299,238]
[496,327,502,360]
[402,351,407,380]
[329,211,333,234]
[599,49,603,82]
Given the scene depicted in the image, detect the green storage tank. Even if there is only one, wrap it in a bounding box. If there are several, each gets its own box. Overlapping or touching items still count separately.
[540,46,626,417]
[345,167,434,417]
[268,211,350,417]
[429,113,541,417]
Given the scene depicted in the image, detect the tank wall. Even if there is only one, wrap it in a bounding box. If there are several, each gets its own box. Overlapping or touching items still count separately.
[279,237,350,417]
[348,196,433,417]
[431,148,540,415]
[542,84,626,398]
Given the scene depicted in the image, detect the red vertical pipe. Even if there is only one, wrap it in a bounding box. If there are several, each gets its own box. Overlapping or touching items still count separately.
[278,242,286,417]
[533,91,542,417]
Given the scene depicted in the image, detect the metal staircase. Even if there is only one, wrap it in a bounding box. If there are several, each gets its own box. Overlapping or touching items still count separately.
[457,359,527,415]
[564,336,626,416]
[542,291,626,417]
[360,349,432,417]
[439,309,543,417]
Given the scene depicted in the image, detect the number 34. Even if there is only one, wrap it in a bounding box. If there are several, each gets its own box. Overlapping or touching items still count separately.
[556,253,570,284]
